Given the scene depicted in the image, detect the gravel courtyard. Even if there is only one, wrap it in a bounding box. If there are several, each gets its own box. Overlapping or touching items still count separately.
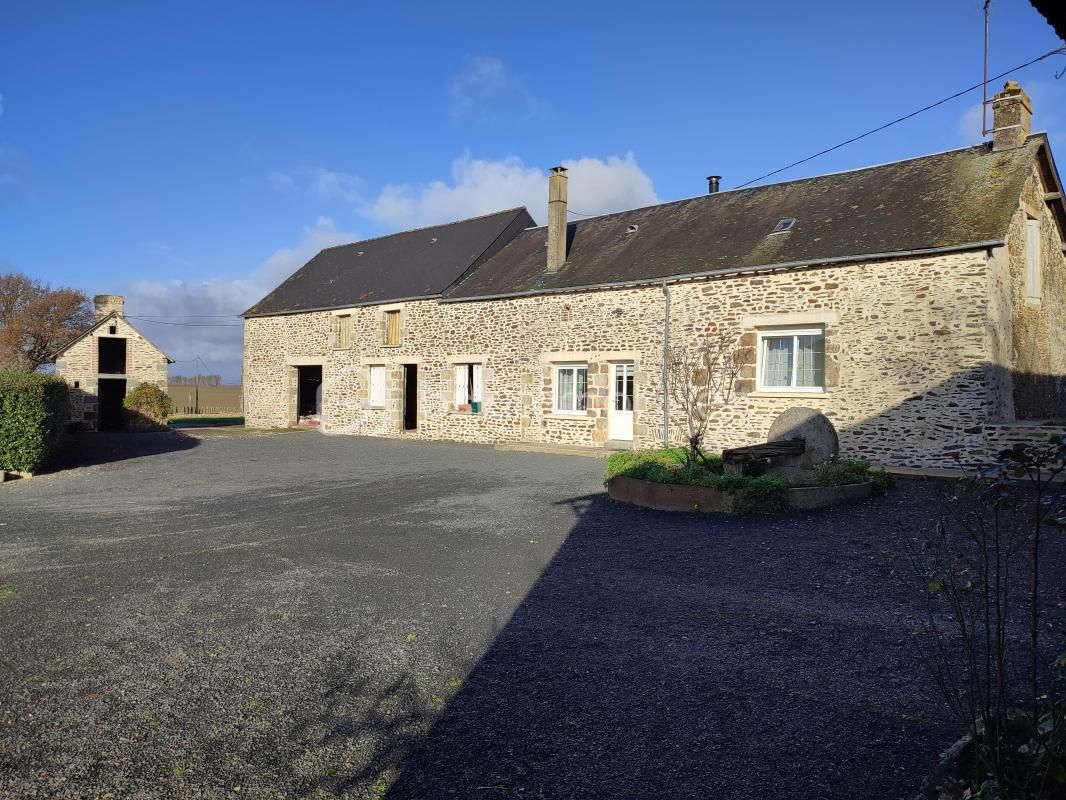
[1,429,1056,799]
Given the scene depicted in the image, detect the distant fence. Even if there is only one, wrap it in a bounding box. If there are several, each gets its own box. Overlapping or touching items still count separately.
[167,384,243,416]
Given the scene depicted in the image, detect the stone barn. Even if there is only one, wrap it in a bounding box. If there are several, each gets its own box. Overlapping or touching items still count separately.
[243,82,1066,469]
[52,295,173,431]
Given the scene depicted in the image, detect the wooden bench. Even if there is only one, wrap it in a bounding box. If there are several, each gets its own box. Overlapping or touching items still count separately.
[722,437,806,475]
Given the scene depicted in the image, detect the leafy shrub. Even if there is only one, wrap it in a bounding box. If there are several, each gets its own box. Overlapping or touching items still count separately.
[123,383,173,430]
[605,447,686,481]
[606,447,788,514]
[794,456,895,494]
[0,371,70,473]
[734,474,790,515]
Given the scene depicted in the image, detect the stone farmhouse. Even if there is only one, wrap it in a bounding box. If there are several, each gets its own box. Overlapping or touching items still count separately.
[52,295,172,430]
[243,82,1066,469]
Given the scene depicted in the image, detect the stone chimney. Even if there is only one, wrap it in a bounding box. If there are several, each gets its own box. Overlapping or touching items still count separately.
[94,294,125,321]
[991,80,1032,151]
[546,166,568,273]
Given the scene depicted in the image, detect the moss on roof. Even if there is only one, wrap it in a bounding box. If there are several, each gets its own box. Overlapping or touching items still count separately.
[446,139,1045,300]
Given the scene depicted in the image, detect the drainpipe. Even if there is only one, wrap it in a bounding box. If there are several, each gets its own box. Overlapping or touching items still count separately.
[662,281,670,446]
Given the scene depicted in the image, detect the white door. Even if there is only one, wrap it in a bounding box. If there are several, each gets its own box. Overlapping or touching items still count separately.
[608,363,635,441]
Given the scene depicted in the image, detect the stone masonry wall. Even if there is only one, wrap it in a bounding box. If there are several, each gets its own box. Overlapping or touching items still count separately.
[54,316,170,430]
[1003,162,1066,419]
[242,249,1036,468]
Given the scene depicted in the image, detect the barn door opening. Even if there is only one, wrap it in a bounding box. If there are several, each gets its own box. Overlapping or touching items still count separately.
[98,378,127,431]
[403,364,418,431]
[296,365,322,424]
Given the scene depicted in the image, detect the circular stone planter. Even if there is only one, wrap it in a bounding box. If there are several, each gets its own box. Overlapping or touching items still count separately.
[606,475,873,514]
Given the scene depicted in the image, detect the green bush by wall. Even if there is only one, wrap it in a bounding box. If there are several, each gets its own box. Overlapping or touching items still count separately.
[123,383,173,431]
[0,371,70,473]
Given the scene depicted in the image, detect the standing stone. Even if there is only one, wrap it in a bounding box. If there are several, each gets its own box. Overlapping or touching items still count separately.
[767,407,839,474]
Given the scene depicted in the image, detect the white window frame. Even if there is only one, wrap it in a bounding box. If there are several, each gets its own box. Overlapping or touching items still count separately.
[367,364,387,408]
[453,363,484,412]
[756,327,826,393]
[1025,216,1042,303]
[553,363,589,415]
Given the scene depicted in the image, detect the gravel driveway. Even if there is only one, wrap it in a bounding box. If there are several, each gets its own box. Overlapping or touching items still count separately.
[1,429,1058,799]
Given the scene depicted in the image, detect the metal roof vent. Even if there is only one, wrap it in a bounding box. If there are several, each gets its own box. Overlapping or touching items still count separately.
[770,218,796,234]
[626,224,639,234]
[356,250,365,256]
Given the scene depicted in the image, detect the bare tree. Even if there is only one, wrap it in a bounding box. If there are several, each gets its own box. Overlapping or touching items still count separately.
[909,437,1066,796]
[666,327,745,470]
[0,273,93,371]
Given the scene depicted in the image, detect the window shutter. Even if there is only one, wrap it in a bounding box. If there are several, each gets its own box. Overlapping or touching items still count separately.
[472,364,483,403]
[331,315,340,347]
[454,365,469,405]
[369,366,386,406]
[1026,218,1041,299]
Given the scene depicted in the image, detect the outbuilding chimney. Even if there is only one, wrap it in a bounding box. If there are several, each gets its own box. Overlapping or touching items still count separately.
[94,294,125,321]
[546,165,568,273]
[991,80,1032,151]
[707,175,721,194]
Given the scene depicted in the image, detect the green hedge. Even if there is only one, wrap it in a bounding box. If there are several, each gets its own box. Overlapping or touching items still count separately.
[0,372,70,473]
[123,383,173,430]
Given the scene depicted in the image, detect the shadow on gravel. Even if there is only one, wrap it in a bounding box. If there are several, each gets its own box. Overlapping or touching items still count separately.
[382,490,949,800]
[50,430,200,471]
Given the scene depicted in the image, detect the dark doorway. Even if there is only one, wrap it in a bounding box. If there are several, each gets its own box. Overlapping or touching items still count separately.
[98,337,127,374]
[403,364,418,431]
[98,379,127,431]
[297,365,322,420]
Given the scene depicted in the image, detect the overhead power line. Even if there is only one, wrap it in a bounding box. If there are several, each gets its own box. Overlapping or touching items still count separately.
[127,315,242,328]
[734,45,1066,190]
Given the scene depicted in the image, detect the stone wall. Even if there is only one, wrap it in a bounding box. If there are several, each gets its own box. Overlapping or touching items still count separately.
[242,247,1051,468]
[1004,162,1066,419]
[54,316,170,430]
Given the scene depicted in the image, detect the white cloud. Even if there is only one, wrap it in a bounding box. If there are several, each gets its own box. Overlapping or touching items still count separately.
[363,152,658,229]
[957,101,985,144]
[270,167,364,205]
[123,217,359,381]
[448,56,543,122]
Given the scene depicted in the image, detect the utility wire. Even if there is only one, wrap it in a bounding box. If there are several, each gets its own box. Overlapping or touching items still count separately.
[127,315,242,328]
[734,45,1066,190]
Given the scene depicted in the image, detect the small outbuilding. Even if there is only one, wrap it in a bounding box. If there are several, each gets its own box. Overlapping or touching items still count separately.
[51,295,173,431]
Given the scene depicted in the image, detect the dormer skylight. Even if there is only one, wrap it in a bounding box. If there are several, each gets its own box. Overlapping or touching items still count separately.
[770,218,796,234]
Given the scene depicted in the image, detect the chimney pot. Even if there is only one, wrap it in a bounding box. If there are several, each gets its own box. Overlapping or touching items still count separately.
[991,80,1032,151]
[94,294,125,321]
[547,165,568,273]
[707,175,721,194]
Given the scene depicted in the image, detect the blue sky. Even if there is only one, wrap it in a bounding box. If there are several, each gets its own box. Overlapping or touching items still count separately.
[1,1,1063,380]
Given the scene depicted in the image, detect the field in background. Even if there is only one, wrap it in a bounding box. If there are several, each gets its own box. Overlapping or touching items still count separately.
[167,384,242,416]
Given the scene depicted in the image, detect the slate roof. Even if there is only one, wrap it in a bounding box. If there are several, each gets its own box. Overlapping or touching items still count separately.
[243,207,535,316]
[445,137,1055,301]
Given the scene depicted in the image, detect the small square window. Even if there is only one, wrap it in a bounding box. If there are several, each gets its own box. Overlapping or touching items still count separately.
[385,310,401,346]
[554,364,588,414]
[73,381,80,389]
[770,218,796,234]
[757,328,825,391]
[108,325,117,335]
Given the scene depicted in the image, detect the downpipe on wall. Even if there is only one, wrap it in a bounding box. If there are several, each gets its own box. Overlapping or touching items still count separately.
[662,281,670,446]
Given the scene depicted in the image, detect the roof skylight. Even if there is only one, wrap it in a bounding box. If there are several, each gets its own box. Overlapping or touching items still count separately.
[770,218,796,234]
